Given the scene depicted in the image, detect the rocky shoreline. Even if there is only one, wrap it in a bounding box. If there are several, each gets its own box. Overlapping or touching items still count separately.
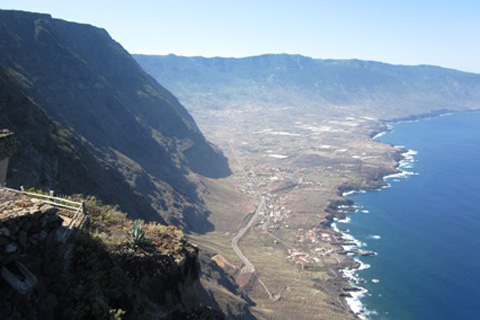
[324,125,420,319]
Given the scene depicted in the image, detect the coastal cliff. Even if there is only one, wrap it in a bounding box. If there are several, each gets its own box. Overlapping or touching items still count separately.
[0,10,256,320]
[0,10,231,232]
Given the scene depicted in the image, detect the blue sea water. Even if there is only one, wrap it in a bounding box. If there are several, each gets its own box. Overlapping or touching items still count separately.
[339,112,480,320]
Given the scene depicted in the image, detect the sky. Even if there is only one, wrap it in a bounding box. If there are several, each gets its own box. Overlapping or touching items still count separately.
[1,0,480,73]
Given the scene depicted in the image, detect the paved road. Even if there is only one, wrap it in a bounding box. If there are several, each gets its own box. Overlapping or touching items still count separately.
[228,143,293,301]
[231,196,265,273]
[228,142,265,273]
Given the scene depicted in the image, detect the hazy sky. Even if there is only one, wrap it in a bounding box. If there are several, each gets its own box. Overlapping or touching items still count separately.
[2,0,480,73]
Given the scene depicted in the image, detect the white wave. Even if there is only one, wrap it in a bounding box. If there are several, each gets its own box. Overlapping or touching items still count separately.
[341,233,355,241]
[404,149,418,156]
[398,149,418,169]
[342,189,366,196]
[358,261,371,270]
[331,197,382,319]
[341,260,372,319]
[341,267,357,280]
[343,243,366,251]
[334,219,376,319]
[382,172,406,179]
[336,147,420,319]
[342,190,355,197]
[372,131,387,140]
[337,216,351,224]
[341,261,371,284]
[331,222,339,233]
[384,149,420,180]
[383,169,416,180]
[344,287,369,316]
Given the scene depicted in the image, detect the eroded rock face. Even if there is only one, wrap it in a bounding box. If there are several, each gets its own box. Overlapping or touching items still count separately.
[116,226,209,319]
[118,232,201,318]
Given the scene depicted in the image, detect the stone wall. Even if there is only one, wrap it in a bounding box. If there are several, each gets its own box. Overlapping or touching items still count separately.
[0,199,70,320]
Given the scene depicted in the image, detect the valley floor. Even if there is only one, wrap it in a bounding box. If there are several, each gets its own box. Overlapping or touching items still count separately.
[188,106,400,320]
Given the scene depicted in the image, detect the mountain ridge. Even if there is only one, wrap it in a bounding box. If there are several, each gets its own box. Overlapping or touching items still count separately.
[135,53,480,120]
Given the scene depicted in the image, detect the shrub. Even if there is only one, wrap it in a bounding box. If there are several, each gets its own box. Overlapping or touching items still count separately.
[125,220,151,250]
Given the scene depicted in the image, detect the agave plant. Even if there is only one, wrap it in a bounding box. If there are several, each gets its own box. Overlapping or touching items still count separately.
[126,220,150,249]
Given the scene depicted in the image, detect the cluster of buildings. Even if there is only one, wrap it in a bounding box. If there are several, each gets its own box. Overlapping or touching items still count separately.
[286,248,322,266]
[257,193,292,232]
[296,227,335,244]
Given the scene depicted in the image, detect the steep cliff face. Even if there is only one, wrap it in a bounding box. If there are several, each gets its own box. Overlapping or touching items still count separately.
[0,10,231,231]
[0,66,158,221]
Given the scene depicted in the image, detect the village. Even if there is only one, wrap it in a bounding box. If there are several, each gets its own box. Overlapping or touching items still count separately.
[234,150,377,273]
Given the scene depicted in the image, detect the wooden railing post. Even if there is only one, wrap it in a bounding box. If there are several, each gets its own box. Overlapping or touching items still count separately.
[81,201,86,215]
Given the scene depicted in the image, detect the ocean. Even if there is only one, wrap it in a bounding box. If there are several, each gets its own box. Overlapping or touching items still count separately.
[337,111,480,320]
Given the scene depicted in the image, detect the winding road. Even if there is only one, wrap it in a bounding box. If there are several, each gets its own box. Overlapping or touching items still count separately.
[228,142,265,273]
[229,142,288,301]
[231,196,265,273]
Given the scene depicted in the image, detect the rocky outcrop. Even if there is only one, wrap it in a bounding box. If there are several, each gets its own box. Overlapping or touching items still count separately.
[117,227,203,319]
[0,190,227,319]
[68,221,226,320]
